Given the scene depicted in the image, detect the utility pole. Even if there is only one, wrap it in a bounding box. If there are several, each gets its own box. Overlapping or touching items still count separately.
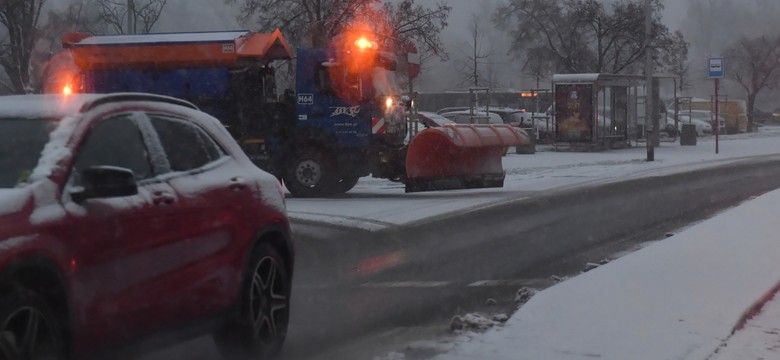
[644,0,654,161]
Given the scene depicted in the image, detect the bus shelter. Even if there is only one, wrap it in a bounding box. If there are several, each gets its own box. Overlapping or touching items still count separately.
[552,73,656,147]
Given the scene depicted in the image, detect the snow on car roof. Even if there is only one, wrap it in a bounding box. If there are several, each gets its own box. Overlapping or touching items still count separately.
[416,111,454,127]
[418,111,451,119]
[440,110,505,124]
[478,106,523,113]
[0,93,197,120]
[0,94,103,119]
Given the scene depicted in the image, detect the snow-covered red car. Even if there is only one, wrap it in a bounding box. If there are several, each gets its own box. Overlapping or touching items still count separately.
[0,93,293,359]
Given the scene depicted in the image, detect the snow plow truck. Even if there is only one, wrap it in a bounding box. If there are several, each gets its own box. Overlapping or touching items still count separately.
[43,29,529,197]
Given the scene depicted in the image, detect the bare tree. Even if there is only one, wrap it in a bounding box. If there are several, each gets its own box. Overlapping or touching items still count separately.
[380,0,450,60]
[224,0,375,47]
[455,14,491,87]
[724,35,780,131]
[523,46,553,89]
[494,0,679,75]
[657,30,690,92]
[225,0,450,57]
[494,0,585,73]
[94,0,168,34]
[0,0,45,93]
[41,3,99,51]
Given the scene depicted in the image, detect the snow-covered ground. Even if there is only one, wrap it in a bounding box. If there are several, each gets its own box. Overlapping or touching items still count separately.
[432,186,780,360]
[320,127,780,360]
[287,127,780,230]
[287,128,780,360]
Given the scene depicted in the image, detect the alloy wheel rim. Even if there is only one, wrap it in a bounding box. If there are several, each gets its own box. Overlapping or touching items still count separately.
[249,256,288,345]
[1,306,58,360]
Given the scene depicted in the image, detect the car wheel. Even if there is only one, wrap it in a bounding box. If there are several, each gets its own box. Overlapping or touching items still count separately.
[214,243,290,360]
[0,287,65,360]
[283,147,337,198]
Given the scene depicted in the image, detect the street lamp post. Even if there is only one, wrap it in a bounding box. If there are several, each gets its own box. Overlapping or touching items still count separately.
[127,0,136,34]
[644,0,654,161]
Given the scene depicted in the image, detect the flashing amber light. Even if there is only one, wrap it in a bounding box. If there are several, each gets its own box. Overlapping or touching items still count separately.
[354,37,375,50]
[62,83,73,96]
[385,97,394,109]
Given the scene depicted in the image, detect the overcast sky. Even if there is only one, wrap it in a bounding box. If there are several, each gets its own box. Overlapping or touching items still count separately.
[47,0,687,91]
[45,0,778,108]
[416,0,685,91]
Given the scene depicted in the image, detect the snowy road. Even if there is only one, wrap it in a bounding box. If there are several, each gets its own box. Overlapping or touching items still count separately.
[141,151,780,360]
[285,156,780,360]
[136,128,780,360]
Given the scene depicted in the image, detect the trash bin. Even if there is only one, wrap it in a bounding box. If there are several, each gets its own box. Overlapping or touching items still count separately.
[516,128,536,154]
[680,123,697,146]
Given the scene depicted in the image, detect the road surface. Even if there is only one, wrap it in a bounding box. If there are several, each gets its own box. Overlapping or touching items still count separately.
[142,155,780,360]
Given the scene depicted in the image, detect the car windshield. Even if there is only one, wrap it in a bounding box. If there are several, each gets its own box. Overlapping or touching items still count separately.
[0,118,56,188]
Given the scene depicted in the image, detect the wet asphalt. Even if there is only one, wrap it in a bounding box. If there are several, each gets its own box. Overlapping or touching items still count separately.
[142,155,780,360]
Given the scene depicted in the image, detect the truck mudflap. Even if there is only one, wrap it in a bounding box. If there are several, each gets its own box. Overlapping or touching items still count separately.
[404,124,530,193]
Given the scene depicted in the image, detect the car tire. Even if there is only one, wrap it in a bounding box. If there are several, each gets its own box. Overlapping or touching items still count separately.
[0,287,65,360]
[214,242,291,360]
[283,147,337,198]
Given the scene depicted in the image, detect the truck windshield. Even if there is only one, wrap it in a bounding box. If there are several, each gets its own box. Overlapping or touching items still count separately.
[0,118,56,188]
[372,67,400,98]
[322,64,364,102]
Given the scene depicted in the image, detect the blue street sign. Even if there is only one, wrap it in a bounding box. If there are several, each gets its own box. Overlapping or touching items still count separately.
[708,57,724,79]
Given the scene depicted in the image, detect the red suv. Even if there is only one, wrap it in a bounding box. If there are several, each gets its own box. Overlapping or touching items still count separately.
[0,94,294,359]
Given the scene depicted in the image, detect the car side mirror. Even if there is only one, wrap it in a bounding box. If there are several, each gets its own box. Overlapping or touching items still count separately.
[71,166,138,204]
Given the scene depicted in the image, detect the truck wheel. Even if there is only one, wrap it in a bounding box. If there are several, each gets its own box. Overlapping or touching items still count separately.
[333,175,360,194]
[0,287,65,360]
[214,243,290,360]
[283,148,336,197]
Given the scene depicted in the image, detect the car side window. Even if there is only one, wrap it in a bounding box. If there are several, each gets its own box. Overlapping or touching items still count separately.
[73,115,153,183]
[149,116,224,172]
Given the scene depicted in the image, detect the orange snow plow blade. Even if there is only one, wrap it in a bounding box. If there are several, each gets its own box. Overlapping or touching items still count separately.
[405,124,530,192]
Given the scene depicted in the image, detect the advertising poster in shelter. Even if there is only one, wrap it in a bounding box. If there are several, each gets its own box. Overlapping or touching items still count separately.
[555,84,593,141]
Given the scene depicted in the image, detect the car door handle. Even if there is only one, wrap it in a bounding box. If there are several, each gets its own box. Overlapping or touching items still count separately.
[152,191,176,205]
[229,177,247,192]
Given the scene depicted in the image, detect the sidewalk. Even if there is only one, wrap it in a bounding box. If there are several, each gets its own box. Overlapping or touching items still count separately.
[710,289,780,359]
[435,189,780,360]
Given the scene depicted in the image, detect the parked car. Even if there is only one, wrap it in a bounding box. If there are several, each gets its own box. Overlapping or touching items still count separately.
[688,110,726,132]
[677,115,713,136]
[0,93,294,359]
[435,106,469,115]
[494,109,551,138]
[439,110,505,125]
[415,111,455,128]
[667,110,725,135]
[436,106,540,126]
[474,107,527,124]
